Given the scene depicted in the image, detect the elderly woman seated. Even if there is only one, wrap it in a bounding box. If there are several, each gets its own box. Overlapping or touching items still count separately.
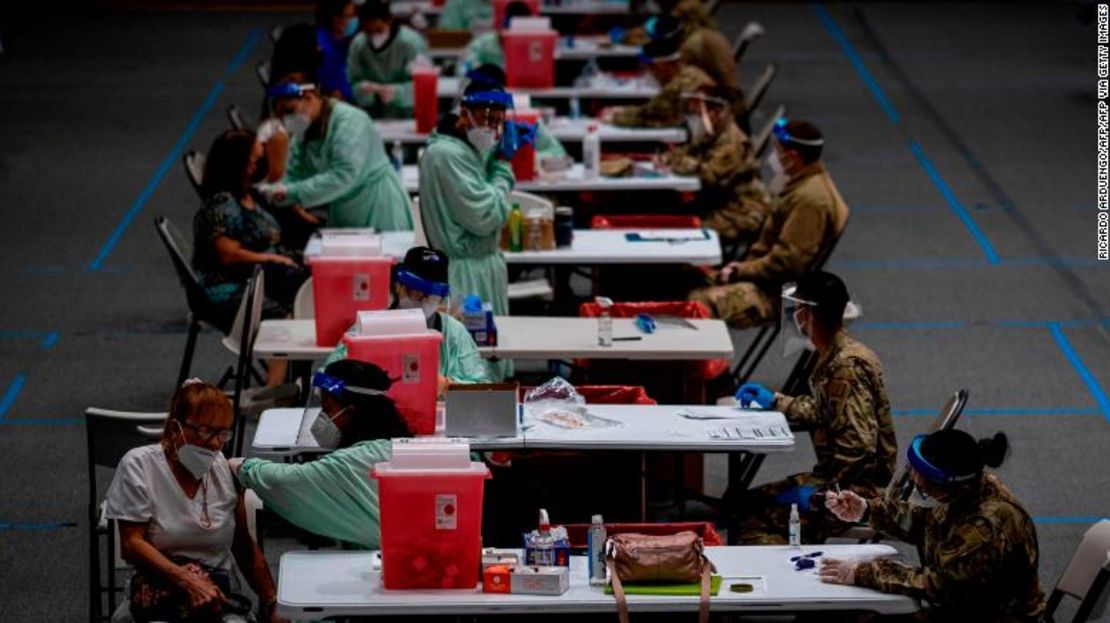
[105,380,282,622]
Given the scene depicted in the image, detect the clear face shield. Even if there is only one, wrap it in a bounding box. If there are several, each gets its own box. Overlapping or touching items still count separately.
[266,82,318,138]
[303,371,388,448]
[781,283,817,358]
[394,268,450,324]
[680,92,727,142]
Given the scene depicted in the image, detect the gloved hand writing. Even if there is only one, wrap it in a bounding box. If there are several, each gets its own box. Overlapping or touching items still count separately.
[735,382,773,410]
[774,485,818,512]
[497,121,538,160]
[824,490,867,522]
[818,558,859,585]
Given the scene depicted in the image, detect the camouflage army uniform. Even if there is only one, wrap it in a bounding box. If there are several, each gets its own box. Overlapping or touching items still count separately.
[666,118,768,244]
[611,65,714,128]
[670,0,716,34]
[855,473,1047,622]
[735,329,896,544]
[679,27,745,116]
[689,161,849,328]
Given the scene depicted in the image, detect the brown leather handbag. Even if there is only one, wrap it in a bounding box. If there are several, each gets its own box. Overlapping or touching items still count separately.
[605,531,715,623]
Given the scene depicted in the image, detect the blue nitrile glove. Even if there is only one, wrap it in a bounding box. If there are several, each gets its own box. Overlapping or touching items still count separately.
[775,485,818,512]
[635,314,656,334]
[498,121,538,160]
[608,26,626,44]
[735,383,773,410]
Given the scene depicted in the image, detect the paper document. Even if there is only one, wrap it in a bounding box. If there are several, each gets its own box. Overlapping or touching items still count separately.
[705,424,793,441]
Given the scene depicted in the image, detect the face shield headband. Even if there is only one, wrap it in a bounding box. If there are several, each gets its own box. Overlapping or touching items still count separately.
[772,117,825,150]
[395,268,450,298]
[907,434,979,486]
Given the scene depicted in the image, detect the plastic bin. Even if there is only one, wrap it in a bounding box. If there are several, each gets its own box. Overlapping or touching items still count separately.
[516,384,657,405]
[413,69,439,134]
[590,215,704,229]
[510,111,540,182]
[372,451,490,589]
[309,256,394,346]
[343,331,443,435]
[578,301,728,380]
[503,31,557,89]
[493,0,539,30]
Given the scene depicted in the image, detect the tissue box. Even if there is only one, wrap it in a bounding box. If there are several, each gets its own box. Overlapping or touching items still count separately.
[511,566,570,595]
[445,383,519,438]
[523,539,571,567]
[482,549,521,571]
[482,565,569,595]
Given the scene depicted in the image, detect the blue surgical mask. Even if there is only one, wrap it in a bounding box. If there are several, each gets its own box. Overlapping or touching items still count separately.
[343,16,360,38]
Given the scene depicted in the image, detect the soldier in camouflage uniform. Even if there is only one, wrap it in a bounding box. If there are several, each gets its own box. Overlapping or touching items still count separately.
[689,119,849,329]
[733,271,896,544]
[665,84,768,245]
[821,429,1046,622]
[606,33,715,128]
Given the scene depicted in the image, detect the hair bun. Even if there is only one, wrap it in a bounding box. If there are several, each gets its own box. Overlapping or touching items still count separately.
[978,432,1009,469]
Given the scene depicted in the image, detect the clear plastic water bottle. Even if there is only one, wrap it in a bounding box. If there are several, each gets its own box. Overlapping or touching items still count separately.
[569,95,581,120]
[596,296,613,347]
[582,123,601,179]
[391,140,403,172]
[588,514,607,586]
[789,503,801,547]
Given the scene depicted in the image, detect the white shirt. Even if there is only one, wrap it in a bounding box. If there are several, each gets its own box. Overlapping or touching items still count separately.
[105,444,238,570]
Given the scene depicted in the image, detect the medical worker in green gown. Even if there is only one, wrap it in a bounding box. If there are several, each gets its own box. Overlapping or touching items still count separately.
[264,77,413,230]
[230,360,403,550]
[418,78,519,317]
[323,246,492,392]
[347,0,429,119]
[438,0,493,32]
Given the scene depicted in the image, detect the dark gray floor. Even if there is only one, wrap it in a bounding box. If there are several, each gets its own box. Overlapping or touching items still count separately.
[0,2,1107,621]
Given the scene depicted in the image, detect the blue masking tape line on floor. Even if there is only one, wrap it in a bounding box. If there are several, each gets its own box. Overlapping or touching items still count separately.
[894,408,1100,417]
[1032,517,1110,525]
[88,29,261,272]
[812,3,1000,266]
[0,521,78,532]
[854,321,966,330]
[3,418,84,426]
[1048,324,1110,424]
[0,374,27,422]
[41,331,59,350]
[907,141,1000,265]
[811,4,901,125]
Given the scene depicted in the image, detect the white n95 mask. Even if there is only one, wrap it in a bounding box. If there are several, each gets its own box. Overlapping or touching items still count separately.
[310,409,345,449]
[370,31,391,49]
[685,115,707,142]
[467,127,498,154]
[908,485,944,509]
[177,444,220,479]
[282,113,311,139]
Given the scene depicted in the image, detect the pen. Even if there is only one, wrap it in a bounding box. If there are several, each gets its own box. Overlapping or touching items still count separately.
[612,336,643,341]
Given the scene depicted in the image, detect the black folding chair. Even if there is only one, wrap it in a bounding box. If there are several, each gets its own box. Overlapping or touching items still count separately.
[86,408,166,621]
[268,24,285,44]
[732,21,765,63]
[752,105,785,159]
[728,212,850,390]
[227,104,256,132]
[182,151,205,200]
[738,63,776,131]
[230,266,264,456]
[154,217,234,387]
[256,60,271,88]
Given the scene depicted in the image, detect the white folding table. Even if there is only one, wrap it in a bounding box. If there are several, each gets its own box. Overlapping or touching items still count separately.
[276,545,918,618]
[252,316,731,362]
[252,404,792,458]
[437,76,659,100]
[303,229,722,266]
[399,163,699,193]
[428,36,642,61]
[393,1,633,17]
[486,316,731,361]
[375,118,686,145]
